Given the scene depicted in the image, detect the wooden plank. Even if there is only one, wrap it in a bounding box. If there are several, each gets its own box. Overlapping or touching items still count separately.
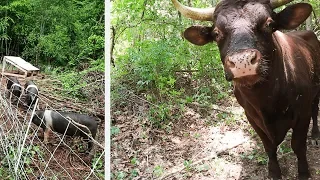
[4,56,39,71]
[5,59,32,73]
[2,72,27,78]
[1,56,40,80]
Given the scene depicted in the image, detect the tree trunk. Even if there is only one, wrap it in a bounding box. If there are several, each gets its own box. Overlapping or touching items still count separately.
[212,0,218,6]
[110,26,116,67]
[305,0,312,30]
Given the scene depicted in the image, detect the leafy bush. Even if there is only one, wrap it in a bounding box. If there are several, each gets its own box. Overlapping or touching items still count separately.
[112,35,232,128]
[112,0,233,128]
[51,63,104,101]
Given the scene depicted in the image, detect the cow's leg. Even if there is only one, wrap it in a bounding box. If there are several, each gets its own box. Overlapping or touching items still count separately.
[265,147,281,179]
[292,118,310,179]
[311,95,320,139]
[263,129,290,180]
[246,118,282,179]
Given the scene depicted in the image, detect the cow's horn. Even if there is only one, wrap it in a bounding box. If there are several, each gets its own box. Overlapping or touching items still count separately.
[270,0,294,9]
[171,0,215,21]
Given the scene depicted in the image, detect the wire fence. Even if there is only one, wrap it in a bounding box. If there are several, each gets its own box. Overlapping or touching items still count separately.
[0,75,105,180]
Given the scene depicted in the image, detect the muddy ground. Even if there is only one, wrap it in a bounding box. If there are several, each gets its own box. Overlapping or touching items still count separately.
[111,95,320,180]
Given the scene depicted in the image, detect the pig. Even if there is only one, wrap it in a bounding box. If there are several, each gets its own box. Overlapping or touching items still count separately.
[31,110,98,152]
[24,80,39,109]
[6,76,22,103]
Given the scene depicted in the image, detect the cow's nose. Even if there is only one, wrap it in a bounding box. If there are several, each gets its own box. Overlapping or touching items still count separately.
[225,49,261,79]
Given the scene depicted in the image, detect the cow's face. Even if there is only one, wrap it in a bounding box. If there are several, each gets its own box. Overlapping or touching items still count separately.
[172,0,312,85]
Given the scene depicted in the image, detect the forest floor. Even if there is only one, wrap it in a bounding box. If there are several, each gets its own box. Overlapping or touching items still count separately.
[111,94,320,180]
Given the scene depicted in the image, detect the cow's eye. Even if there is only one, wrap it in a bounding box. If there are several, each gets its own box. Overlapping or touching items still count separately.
[212,27,223,42]
[265,17,274,30]
[213,28,219,37]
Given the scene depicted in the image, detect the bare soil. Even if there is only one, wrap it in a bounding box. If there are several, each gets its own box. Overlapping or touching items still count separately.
[111,95,320,180]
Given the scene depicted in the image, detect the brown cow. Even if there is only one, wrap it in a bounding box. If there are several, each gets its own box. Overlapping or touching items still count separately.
[171,0,320,179]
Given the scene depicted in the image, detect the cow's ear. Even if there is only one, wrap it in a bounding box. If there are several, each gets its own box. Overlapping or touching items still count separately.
[183,26,214,46]
[274,3,312,30]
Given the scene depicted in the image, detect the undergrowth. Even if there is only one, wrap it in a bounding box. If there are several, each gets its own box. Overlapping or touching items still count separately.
[42,59,105,101]
[112,38,232,129]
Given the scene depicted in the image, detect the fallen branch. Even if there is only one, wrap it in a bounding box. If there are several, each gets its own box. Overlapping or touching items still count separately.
[39,91,86,104]
[191,102,243,115]
[44,86,65,92]
[58,102,104,121]
[159,140,247,179]
[36,78,61,83]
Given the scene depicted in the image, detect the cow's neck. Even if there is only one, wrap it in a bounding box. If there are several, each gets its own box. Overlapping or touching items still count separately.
[234,31,314,109]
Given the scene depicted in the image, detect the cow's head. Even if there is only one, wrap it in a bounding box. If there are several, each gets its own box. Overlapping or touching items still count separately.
[172,0,312,85]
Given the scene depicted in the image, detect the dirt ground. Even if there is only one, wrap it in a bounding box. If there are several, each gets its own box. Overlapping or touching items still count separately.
[111,95,320,180]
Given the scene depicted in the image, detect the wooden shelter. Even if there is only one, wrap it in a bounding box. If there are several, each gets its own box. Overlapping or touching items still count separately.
[1,56,39,80]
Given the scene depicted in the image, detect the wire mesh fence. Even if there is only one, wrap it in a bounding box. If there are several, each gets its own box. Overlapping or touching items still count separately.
[0,75,105,180]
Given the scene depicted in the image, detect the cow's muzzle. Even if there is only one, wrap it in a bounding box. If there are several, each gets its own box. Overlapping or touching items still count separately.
[224,49,261,80]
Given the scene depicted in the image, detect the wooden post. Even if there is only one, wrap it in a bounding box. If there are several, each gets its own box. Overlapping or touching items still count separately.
[1,57,6,76]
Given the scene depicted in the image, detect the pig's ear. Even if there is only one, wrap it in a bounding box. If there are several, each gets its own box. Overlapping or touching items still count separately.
[184,25,215,46]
